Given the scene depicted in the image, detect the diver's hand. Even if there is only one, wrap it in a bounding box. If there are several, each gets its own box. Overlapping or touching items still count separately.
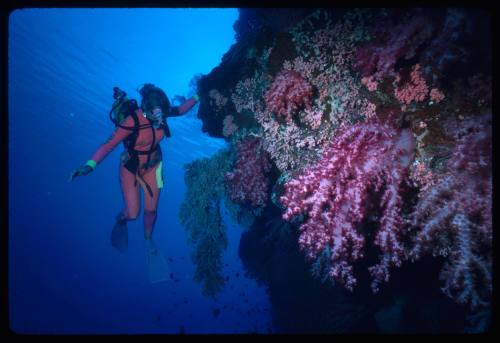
[172,95,187,106]
[69,165,93,182]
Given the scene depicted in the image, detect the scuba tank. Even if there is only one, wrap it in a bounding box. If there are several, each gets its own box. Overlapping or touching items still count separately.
[109,87,138,126]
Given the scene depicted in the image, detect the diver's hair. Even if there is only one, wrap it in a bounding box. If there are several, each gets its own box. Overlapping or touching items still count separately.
[139,83,170,116]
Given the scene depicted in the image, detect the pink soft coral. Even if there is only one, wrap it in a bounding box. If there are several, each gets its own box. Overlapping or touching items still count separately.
[264,70,313,122]
[225,137,272,208]
[429,88,445,103]
[394,64,429,109]
[280,116,415,292]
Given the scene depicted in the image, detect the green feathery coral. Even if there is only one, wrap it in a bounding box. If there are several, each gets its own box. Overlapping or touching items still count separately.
[179,149,233,297]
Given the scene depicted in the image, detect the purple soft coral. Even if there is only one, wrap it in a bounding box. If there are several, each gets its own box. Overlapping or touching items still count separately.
[353,15,434,81]
[410,113,492,309]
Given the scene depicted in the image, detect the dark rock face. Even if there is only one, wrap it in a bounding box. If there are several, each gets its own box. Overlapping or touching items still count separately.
[238,204,469,333]
[238,204,380,334]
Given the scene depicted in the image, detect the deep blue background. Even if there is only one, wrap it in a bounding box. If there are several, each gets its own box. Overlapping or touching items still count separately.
[9,8,271,334]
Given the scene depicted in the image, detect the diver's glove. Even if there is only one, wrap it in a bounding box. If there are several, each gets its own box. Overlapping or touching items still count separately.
[69,160,96,182]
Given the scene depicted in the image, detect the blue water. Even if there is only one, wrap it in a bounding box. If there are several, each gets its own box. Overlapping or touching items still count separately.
[9,8,272,334]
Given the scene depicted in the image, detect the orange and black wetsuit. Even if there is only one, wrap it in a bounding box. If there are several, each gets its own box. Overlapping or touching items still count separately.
[87,97,197,238]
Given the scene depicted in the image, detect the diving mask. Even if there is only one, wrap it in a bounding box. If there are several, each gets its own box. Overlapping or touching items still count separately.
[147,107,164,128]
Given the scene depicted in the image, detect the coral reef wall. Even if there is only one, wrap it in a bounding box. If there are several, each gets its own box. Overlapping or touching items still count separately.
[182,8,491,333]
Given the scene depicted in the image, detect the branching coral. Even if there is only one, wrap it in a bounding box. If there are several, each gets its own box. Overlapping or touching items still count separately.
[280,117,415,292]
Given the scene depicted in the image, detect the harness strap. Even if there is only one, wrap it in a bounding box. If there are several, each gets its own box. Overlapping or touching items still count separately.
[123,111,141,150]
[121,111,159,198]
[137,172,154,198]
[118,123,152,130]
[145,125,156,167]
[132,144,159,155]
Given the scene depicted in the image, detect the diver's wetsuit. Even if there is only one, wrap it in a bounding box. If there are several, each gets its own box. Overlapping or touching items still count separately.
[89,94,197,238]
[90,109,167,237]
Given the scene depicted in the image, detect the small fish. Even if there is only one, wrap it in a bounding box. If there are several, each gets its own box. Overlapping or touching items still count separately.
[169,257,173,262]
[212,308,221,318]
[236,273,240,278]
[179,325,185,334]
[183,297,188,304]
[174,279,181,283]
[169,273,174,279]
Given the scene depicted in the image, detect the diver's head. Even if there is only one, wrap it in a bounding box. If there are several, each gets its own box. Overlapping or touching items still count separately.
[139,83,170,125]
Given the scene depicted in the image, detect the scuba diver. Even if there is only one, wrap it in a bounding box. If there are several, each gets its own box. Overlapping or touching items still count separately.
[70,84,199,283]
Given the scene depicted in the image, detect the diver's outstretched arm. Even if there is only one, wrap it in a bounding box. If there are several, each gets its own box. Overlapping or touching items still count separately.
[168,94,199,117]
[69,115,135,182]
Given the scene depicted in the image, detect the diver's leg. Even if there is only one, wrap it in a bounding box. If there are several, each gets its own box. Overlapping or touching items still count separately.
[143,210,157,240]
[141,164,162,240]
[111,163,140,253]
[119,162,141,220]
[141,163,168,283]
